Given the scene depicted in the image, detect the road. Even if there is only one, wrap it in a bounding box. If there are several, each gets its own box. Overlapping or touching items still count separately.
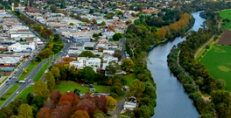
[0,10,70,108]
[0,42,70,108]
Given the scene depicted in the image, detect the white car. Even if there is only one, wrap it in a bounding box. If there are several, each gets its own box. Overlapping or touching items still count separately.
[16,91,19,94]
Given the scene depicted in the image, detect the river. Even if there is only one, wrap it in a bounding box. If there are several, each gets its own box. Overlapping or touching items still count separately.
[148,11,205,118]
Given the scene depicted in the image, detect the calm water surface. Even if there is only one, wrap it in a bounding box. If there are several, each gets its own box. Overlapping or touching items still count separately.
[148,11,205,118]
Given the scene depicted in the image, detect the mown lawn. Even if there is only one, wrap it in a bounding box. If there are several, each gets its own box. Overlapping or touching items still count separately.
[54,81,111,94]
[219,9,231,29]
[200,45,231,91]
[16,86,34,99]
[0,84,20,106]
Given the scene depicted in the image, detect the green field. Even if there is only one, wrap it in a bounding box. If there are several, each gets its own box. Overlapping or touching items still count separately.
[0,85,20,106]
[200,45,231,91]
[54,81,111,94]
[16,86,34,99]
[219,9,231,29]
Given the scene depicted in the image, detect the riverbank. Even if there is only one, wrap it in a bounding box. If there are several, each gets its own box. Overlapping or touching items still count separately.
[167,9,231,117]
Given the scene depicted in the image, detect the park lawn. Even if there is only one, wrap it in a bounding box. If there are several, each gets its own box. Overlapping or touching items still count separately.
[123,74,136,85]
[33,61,52,82]
[0,84,20,106]
[219,9,231,29]
[54,81,111,94]
[16,86,34,99]
[200,45,231,91]
[18,61,41,81]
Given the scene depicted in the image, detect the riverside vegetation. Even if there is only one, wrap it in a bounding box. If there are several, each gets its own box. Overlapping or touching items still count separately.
[168,2,231,118]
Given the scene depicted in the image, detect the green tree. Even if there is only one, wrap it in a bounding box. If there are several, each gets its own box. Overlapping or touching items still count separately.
[79,67,96,82]
[45,72,56,89]
[33,81,49,98]
[18,104,33,118]
[0,106,13,118]
[121,59,135,72]
[129,79,145,98]
[106,61,120,75]
[112,33,124,41]
[79,51,96,57]
[69,23,74,26]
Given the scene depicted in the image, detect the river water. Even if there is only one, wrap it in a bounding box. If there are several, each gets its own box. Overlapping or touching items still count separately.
[148,11,205,118]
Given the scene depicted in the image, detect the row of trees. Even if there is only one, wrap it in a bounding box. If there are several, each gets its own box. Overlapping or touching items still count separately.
[168,7,231,117]
[156,13,193,39]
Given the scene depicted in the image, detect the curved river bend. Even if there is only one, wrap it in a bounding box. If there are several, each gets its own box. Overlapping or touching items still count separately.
[148,11,204,118]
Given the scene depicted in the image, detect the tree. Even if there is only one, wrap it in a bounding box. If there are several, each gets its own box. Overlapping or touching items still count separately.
[129,79,145,98]
[9,98,26,115]
[36,108,52,118]
[50,66,61,81]
[18,104,33,118]
[70,13,75,18]
[45,72,56,89]
[101,21,106,26]
[44,98,55,109]
[112,33,124,41]
[113,50,122,60]
[106,61,120,75]
[71,110,89,118]
[134,107,149,118]
[50,90,62,104]
[79,67,96,82]
[93,109,104,118]
[33,81,50,98]
[0,106,13,118]
[78,51,96,57]
[69,23,74,26]
[121,59,135,72]
[106,96,117,110]
[92,19,97,24]
[127,39,138,57]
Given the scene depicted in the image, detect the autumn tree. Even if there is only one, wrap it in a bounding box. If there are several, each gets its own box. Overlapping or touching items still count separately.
[45,72,56,89]
[18,104,33,118]
[44,98,56,109]
[36,108,52,118]
[106,96,117,110]
[50,90,62,104]
[121,59,135,72]
[71,110,89,118]
[33,81,50,98]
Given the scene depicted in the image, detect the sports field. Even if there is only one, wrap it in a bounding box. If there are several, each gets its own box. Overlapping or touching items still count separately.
[200,45,231,91]
[219,9,231,30]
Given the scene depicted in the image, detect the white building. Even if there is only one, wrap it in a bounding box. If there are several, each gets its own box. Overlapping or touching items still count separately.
[70,57,101,71]
[123,102,138,111]
[8,42,36,52]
